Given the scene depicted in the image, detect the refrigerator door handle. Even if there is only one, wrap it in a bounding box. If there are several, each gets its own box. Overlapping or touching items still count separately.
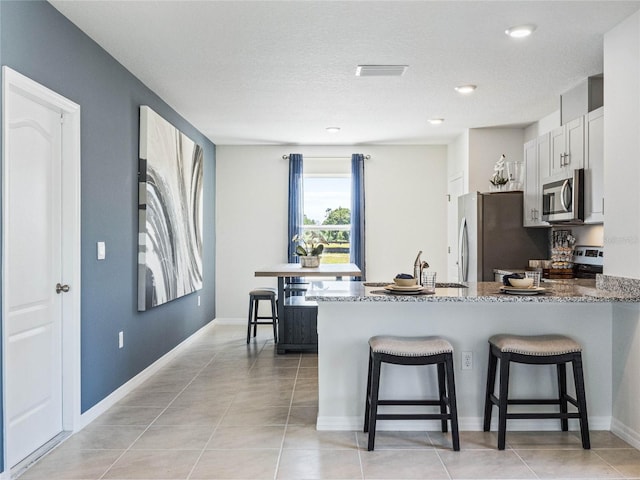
[458,217,468,282]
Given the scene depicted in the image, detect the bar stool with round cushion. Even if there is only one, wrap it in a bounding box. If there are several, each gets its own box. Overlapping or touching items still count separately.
[247,288,278,344]
[483,333,590,450]
[364,335,460,451]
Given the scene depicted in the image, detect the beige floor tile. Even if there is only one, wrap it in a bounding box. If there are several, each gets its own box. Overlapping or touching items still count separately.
[102,449,200,479]
[206,425,285,449]
[429,430,499,450]
[220,405,290,426]
[590,430,635,448]
[191,448,280,479]
[439,449,536,479]
[153,404,225,426]
[517,449,621,478]
[505,430,586,449]
[283,425,358,450]
[231,388,293,406]
[92,405,164,426]
[289,406,319,425]
[58,425,145,450]
[595,448,640,477]
[356,430,432,450]
[130,425,213,450]
[277,449,362,479]
[360,449,449,479]
[292,386,319,406]
[19,449,124,480]
[118,389,179,407]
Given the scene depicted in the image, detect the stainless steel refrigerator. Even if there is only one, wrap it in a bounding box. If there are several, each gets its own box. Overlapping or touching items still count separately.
[458,191,548,282]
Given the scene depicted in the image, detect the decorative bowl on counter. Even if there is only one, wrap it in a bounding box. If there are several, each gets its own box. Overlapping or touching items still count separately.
[508,277,534,288]
[394,277,416,287]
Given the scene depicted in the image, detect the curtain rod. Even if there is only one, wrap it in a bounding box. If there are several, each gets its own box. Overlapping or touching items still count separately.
[281,154,370,160]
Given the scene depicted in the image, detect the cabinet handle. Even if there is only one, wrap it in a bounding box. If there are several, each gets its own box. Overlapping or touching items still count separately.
[602,198,605,214]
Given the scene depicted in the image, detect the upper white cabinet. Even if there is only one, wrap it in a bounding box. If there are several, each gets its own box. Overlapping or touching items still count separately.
[523,107,604,227]
[549,116,584,179]
[523,134,550,227]
[584,106,604,223]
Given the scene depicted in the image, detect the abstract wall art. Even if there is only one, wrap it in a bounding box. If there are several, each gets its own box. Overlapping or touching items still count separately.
[138,106,203,311]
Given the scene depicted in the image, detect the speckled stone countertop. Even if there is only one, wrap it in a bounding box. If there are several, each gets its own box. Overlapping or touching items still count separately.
[303,278,640,303]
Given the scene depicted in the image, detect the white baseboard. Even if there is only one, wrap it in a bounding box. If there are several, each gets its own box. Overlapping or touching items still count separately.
[77,320,216,430]
[317,415,612,432]
[611,418,640,449]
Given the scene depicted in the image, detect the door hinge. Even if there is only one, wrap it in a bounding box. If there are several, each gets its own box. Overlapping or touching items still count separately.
[60,113,65,124]
[447,194,451,202]
[448,246,451,254]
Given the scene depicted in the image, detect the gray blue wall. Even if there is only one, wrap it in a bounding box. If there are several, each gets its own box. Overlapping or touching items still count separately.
[0,0,216,469]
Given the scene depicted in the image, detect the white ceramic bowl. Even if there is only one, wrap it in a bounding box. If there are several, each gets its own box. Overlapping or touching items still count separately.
[394,277,416,287]
[508,277,534,288]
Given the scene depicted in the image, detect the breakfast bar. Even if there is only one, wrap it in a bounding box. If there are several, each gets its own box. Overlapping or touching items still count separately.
[254,263,361,353]
[306,280,640,433]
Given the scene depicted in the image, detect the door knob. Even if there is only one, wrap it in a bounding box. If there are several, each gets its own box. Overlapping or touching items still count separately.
[55,283,70,294]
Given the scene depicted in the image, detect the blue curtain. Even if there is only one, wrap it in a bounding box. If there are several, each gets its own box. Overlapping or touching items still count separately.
[287,154,304,263]
[350,154,365,279]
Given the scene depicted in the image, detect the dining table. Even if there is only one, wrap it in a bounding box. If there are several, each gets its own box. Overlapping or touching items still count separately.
[255,263,361,353]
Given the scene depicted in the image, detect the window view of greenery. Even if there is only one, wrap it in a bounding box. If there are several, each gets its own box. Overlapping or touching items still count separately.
[303,176,351,264]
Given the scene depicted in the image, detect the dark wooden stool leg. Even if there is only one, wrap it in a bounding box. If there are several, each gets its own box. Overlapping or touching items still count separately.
[437,362,448,433]
[497,353,511,450]
[483,346,498,431]
[246,296,254,344]
[557,362,568,431]
[367,353,382,451]
[445,353,460,451]
[270,296,278,342]
[252,299,259,338]
[364,348,373,433]
[572,353,590,449]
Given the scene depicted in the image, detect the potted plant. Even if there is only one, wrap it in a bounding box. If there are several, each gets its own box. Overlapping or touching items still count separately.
[292,231,327,267]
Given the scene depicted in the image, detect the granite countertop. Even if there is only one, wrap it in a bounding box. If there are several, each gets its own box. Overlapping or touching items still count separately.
[303,279,640,303]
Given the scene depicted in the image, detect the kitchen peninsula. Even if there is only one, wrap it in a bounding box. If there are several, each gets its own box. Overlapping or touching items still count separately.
[306,280,640,434]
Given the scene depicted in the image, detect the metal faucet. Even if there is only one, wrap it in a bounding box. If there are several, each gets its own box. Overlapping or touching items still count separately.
[413,251,430,285]
[413,251,422,284]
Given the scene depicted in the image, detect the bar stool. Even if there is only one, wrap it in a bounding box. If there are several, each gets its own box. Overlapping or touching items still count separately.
[364,335,460,451]
[483,334,590,450]
[247,288,278,344]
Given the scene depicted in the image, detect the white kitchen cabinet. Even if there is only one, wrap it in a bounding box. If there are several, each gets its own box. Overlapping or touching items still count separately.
[549,116,584,179]
[584,106,604,223]
[523,134,550,227]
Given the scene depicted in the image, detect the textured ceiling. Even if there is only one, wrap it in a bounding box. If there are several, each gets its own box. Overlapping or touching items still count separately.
[49,0,640,145]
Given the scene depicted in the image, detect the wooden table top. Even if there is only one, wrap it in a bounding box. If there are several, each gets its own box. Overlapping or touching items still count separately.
[255,263,361,277]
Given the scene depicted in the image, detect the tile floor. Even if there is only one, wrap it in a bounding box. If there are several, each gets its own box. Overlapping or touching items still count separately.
[19,324,640,480]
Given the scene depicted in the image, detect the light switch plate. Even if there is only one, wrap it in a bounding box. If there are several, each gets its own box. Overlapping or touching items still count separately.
[97,241,106,260]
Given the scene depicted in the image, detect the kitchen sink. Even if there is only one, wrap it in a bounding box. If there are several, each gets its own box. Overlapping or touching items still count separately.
[363,282,468,288]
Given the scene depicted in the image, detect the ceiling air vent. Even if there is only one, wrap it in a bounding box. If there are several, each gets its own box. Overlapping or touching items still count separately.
[355,65,408,77]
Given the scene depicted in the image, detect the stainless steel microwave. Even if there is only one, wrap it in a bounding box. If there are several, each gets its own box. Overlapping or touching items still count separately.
[542,169,584,223]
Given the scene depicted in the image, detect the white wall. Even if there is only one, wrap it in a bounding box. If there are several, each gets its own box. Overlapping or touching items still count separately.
[604,12,640,278]
[215,145,448,319]
[604,10,640,447]
[468,128,525,194]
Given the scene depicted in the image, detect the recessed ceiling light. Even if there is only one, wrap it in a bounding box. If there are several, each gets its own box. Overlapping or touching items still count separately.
[429,118,444,125]
[355,65,408,77]
[455,85,477,94]
[326,127,341,133]
[505,24,536,38]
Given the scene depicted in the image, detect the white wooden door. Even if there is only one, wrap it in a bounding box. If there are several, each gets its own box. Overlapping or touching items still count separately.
[4,81,64,467]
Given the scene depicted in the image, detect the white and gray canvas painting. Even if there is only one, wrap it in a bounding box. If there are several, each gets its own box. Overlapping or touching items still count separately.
[138,106,203,311]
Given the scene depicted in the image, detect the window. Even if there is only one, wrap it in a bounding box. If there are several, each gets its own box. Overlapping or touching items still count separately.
[302,158,351,264]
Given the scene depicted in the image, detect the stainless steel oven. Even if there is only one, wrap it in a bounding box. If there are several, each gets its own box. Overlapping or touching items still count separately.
[542,169,584,223]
